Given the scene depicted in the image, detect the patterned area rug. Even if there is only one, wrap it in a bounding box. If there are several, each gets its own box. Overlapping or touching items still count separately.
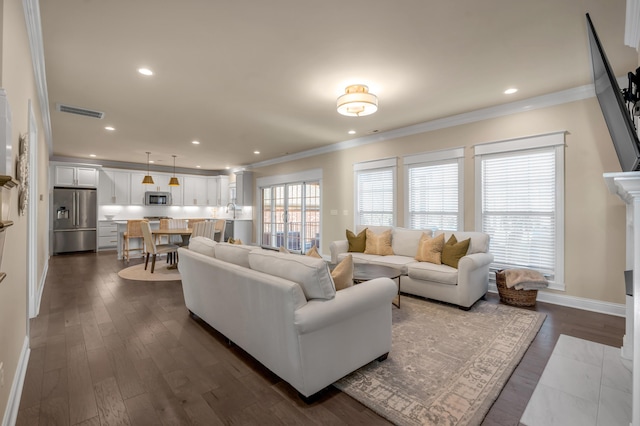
[334,296,545,426]
[117,262,181,282]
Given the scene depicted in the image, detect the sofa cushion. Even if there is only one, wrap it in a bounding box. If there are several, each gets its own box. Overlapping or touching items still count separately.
[214,243,256,268]
[434,231,489,254]
[392,227,432,257]
[364,229,394,255]
[346,229,366,252]
[407,261,458,285]
[331,254,353,291]
[248,250,336,300]
[442,235,470,268]
[415,233,445,264]
[188,236,217,257]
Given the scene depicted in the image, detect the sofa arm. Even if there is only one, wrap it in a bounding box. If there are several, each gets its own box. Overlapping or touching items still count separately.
[458,252,494,271]
[294,277,397,335]
[329,239,349,264]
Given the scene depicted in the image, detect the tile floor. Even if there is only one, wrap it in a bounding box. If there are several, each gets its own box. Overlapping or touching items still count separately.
[520,334,633,426]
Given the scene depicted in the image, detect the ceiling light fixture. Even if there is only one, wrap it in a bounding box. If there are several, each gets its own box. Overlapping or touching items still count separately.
[142,152,154,184]
[348,130,356,135]
[169,155,180,186]
[337,84,378,117]
[254,150,260,154]
[138,68,153,76]
[104,126,115,131]
[89,154,96,157]
[192,140,200,145]
[504,88,518,94]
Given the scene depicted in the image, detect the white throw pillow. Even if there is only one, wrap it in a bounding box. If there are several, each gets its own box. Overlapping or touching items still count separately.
[248,250,336,300]
[188,236,217,257]
[214,243,257,268]
[392,227,432,257]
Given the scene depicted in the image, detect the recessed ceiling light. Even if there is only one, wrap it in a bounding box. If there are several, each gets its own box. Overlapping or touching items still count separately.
[348,130,356,135]
[225,166,230,170]
[196,165,201,168]
[149,160,154,164]
[504,88,518,95]
[138,68,153,76]
[89,154,96,157]
[192,140,200,145]
[254,151,260,155]
[104,126,115,131]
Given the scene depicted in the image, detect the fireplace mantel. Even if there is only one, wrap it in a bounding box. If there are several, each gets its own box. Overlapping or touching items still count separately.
[604,171,640,426]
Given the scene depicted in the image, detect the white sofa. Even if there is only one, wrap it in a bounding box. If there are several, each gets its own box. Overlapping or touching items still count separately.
[178,240,397,398]
[330,226,493,309]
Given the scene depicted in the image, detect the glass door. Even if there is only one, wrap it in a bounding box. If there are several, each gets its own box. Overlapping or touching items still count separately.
[261,181,320,253]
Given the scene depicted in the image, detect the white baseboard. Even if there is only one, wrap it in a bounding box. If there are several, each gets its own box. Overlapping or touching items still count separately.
[35,262,48,317]
[2,336,30,426]
[488,284,626,317]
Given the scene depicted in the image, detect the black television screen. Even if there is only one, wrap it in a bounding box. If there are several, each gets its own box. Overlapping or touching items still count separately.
[586,13,640,172]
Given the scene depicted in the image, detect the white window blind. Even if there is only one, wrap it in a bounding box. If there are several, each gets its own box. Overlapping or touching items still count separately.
[480,147,559,281]
[355,160,395,226]
[407,160,460,230]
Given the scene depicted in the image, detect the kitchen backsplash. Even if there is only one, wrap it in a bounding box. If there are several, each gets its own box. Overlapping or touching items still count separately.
[99,205,253,221]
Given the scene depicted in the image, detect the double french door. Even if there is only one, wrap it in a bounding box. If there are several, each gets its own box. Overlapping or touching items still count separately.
[261,181,320,253]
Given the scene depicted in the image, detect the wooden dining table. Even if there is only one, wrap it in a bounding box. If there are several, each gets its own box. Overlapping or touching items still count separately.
[152,228,193,246]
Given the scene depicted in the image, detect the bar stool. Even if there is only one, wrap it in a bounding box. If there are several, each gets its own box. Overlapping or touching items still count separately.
[123,219,147,262]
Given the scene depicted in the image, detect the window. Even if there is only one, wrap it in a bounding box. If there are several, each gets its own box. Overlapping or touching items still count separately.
[475,132,565,289]
[354,158,397,226]
[404,148,464,231]
[258,170,321,253]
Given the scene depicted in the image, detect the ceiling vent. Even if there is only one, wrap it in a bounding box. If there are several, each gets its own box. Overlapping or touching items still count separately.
[56,103,104,119]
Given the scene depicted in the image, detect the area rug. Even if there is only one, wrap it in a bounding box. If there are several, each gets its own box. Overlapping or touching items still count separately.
[334,296,545,426]
[117,262,181,282]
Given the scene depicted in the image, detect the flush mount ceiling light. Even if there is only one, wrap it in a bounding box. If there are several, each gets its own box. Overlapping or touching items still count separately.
[169,155,180,186]
[138,68,153,76]
[337,84,378,117]
[142,151,154,184]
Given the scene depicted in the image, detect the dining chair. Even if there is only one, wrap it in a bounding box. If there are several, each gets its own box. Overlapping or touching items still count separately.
[191,221,207,238]
[139,221,179,273]
[168,219,188,245]
[188,218,206,227]
[213,219,226,242]
[123,219,147,262]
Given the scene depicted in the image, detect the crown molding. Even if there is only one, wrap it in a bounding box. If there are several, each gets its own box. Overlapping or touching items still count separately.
[248,82,597,170]
[22,0,52,155]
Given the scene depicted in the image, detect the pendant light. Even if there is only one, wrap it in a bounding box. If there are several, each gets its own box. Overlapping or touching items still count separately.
[169,155,180,186]
[142,151,154,184]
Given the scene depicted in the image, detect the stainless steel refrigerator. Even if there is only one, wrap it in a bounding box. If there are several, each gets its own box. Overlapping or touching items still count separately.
[53,187,97,254]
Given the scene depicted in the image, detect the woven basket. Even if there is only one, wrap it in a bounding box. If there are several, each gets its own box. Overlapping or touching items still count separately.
[495,270,538,307]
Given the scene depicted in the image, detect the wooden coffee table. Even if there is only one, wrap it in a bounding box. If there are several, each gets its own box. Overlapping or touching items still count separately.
[353,263,403,308]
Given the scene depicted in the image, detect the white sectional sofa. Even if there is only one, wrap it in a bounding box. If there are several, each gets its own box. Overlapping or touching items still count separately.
[178,239,397,398]
[330,226,493,309]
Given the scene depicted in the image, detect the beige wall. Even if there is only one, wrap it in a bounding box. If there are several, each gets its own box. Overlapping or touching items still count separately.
[0,0,49,419]
[252,97,628,305]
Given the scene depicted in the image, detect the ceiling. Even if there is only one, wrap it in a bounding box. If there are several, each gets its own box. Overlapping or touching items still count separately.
[39,0,638,172]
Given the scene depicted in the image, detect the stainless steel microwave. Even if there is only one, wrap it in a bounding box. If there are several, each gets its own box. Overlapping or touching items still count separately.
[144,191,172,205]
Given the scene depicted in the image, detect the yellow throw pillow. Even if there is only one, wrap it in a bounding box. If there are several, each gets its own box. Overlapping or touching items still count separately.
[279,246,291,254]
[442,235,470,268]
[364,229,394,256]
[331,254,354,291]
[306,245,322,258]
[228,238,242,245]
[415,233,445,264]
[346,229,367,252]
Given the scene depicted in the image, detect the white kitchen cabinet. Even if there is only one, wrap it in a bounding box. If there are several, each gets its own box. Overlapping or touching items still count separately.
[98,221,118,249]
[234,171,253,206]
[98,169,130,205]
[206,175,230,206]
[130,173,147,205]
[183,176,208,206]
[54,165,98,188]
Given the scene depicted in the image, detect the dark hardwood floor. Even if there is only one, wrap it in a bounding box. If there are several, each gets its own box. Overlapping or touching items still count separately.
[15,251,624,425]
